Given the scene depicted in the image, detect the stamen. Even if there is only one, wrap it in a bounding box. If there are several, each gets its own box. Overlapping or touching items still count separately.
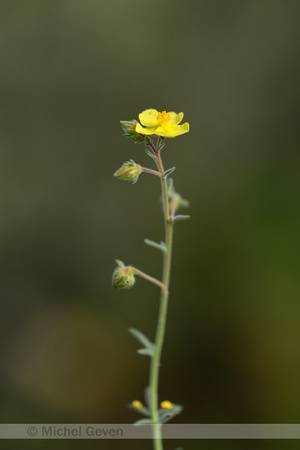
[157,111,171,123]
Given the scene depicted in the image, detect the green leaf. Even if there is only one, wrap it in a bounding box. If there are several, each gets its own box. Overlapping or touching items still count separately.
[129,328,154,350]
[137,348,154,356]
[144,239,167,254]
[157,142,165,151]
[127,403,151,417]
[134,418,153,426]
[163,167,176,178]
[159,404,183,423]
[167,178,174,195]
[171,215,191,223]
[145,149,158,163]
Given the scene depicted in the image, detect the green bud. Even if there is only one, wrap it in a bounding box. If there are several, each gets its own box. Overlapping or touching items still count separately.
[120,120,146,144]
[120,120,136,134]
[114,160,142,184]
[113,265,136,289]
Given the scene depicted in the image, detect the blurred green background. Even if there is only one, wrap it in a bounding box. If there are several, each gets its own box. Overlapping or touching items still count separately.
[0,1,299,449]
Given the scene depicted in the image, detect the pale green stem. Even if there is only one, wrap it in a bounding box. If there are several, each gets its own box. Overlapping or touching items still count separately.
[148,141,173,450]
[141,167,162,177]
[129,267,167,295]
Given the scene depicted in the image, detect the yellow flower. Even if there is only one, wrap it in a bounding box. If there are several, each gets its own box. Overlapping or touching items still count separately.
[132,400,143,409]
[160,400,173,409]
[135,109,189,138]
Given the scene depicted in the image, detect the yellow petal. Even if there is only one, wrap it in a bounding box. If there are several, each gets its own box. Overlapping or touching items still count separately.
[132,400,143,409]
[135,122,158,135]
[154,125,178,137]
[168,112,184,125]
[172,122,190,136]
[160,400,173,409]
[153,122,190,138]
[138,109,159,127]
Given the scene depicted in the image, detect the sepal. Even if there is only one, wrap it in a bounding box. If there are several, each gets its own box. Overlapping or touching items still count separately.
[120,120,146,144]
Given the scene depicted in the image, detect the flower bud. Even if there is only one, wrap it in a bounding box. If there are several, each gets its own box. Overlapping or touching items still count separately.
[113,264,136,289]
[131,400,143,409]
[120,120,146,143]
[113,160,142,184]
[160,400,174,409]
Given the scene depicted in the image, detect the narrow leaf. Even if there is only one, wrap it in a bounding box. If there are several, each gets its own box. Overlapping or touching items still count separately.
[144,239,167,254]
[163,167,176,178]
[134,418,153,426]
[157,142,165,151]
[129,328,154,350]
[127,403,151,416]
[159,404,183,423]
[145,149,158,163]
[167,178,174,195]
[172,215,191,223]
[137,348,154,356]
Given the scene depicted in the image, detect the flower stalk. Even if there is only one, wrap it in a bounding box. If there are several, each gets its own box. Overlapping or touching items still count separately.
[131,266,168,296]
[148,142,173,449]
[113,109,190,450]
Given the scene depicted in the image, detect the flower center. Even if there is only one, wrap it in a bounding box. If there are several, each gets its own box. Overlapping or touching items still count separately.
[157,111,171,124]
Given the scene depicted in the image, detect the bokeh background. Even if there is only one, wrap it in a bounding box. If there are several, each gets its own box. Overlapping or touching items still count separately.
[0,1,299,449]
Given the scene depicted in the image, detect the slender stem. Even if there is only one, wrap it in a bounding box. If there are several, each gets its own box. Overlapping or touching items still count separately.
[147,139,159,155]
[141,167,162,178]
[149,140,173,450]
[155,150,170,222]
[129,267,167,295]
[170,196,177,219]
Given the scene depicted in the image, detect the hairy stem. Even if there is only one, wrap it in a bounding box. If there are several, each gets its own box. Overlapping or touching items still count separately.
[141,167,162,177]
[130,267,167,294]
[149,141,173,450]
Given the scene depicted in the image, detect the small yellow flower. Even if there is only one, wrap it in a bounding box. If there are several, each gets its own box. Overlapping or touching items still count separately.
[135,109,189,138]
[160,400,173,409]
[132,400,143,409]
